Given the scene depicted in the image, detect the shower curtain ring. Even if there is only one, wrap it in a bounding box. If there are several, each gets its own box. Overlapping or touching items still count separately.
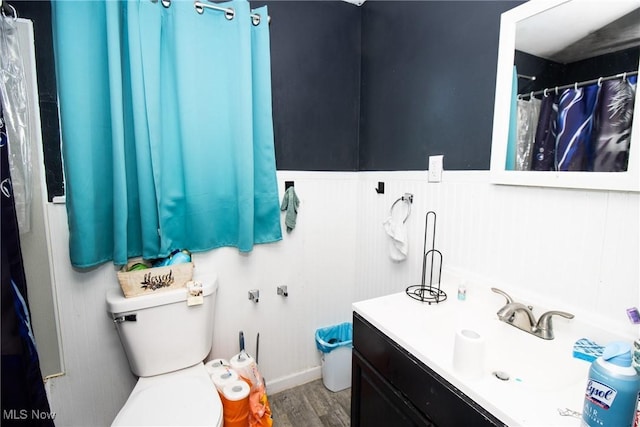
[252,13,261,26]
[225,8,235,20]
[1,3,17,19]
[597,77,603,87]
[161,0,171,8]
[543,88,548,97]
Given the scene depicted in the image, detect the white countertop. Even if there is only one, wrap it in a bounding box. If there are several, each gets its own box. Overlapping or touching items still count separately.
[352,281,619,427]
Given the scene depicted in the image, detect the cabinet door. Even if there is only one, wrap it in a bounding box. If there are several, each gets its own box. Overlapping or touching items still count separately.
[352,350,433,427]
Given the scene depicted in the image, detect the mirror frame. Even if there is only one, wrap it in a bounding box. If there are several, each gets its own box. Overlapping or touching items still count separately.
[490,0,640,192]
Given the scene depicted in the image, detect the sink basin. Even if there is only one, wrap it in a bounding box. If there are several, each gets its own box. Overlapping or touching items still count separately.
[484,321,588,392]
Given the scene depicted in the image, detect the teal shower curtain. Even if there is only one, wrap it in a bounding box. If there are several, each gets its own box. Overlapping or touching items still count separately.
[52,0,281,268]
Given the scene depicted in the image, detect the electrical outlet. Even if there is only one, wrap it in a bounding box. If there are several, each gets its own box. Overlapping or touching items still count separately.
[428,155,443,183]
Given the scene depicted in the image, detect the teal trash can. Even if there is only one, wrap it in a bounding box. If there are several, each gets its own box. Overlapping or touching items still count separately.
[315,322,352,392]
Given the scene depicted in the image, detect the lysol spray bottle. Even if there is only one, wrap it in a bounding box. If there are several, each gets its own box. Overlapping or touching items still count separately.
[581,342,640,427]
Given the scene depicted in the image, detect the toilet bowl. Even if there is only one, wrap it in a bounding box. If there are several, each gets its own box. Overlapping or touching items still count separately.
[112,363,222,426]
[106,279,222,426]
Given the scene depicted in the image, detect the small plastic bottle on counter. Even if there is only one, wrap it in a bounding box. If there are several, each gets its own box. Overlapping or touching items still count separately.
[457,282,467,301]
[581,341,640,427]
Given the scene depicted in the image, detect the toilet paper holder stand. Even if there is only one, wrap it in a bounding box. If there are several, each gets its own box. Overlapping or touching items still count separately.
[406,211,447,305]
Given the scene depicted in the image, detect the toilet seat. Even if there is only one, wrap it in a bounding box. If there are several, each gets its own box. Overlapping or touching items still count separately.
[112,363,223,426]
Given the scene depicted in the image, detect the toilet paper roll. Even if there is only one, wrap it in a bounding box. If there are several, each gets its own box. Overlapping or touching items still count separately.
[220,381,250,427]
[210,367,239,391]
[230,352,256,383]
[452,328,485,379]
[222,380,250,401]
[205,358,229,375]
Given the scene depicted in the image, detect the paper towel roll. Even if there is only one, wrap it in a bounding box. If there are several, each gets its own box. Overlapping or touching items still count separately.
[452,328,485,379]
[230,352,256,383]
[220,381,250,427]
[210,367,239,391]
[204,358,229,375]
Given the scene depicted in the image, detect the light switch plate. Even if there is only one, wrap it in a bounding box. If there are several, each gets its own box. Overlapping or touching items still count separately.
[428,155,443,182]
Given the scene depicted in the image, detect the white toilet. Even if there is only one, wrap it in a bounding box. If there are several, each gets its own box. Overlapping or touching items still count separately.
[106,279,223,426]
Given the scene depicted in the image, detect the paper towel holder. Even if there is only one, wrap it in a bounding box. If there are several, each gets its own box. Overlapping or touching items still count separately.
[405,211,447,304]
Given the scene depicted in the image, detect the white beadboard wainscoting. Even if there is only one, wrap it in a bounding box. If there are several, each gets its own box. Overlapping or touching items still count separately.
[355,171,639,337]
[41,170,638,426]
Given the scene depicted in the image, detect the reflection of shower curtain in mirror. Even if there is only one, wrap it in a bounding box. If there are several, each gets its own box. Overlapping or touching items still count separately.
[519,76,636,172]
[530,94,558,171]
[52,0,282,268]
[516,98,541,170]
[592,77,637,172]
[555,84,599,171]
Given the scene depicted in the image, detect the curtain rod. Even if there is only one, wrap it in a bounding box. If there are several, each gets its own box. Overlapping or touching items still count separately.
[518,70,638,99]
[193,1,270,25]
[517,73,536,81]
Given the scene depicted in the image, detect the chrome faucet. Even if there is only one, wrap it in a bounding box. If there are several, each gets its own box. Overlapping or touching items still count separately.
[496,301,538,330]
[491,288,574,340]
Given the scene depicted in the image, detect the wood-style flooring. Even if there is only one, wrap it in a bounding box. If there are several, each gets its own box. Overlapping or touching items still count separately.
[269,379,351,427]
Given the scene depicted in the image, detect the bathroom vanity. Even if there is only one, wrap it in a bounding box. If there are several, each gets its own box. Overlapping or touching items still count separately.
[351,312,504,426]
[350,282,619,426]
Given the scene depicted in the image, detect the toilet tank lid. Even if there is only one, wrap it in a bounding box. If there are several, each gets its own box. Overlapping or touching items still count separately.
[106,278,217,314]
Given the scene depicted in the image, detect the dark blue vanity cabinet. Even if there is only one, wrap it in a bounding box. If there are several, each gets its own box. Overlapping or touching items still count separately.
[351,312,506,427]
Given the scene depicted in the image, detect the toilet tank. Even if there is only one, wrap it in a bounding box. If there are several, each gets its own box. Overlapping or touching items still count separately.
[106,279,218,377]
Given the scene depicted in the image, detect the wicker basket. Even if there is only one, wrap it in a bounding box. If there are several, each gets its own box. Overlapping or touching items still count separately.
[117,259,194,298]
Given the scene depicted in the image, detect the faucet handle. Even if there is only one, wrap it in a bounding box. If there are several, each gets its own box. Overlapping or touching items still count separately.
[535,310,574,339]
[491,287,513,304]
[538,310,574,323]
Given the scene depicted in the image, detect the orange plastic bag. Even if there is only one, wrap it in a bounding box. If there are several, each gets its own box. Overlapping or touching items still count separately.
[245,362,272,427]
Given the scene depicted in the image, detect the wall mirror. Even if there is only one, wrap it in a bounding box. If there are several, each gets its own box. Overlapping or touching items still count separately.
[490,0,640,191]
[14,18,65,378]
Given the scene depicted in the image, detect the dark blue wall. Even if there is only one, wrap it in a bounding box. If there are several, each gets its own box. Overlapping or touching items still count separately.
[267,0,522,171]
[358,1,522,171]
[265,1,362,171]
